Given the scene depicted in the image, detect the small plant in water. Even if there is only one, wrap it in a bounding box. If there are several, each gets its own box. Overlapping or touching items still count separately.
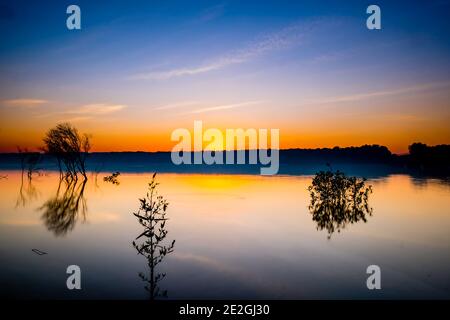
[103,172,120,185]
[132,173,175,299]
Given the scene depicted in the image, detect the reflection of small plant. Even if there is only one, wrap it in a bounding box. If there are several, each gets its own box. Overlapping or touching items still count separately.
[132,173,175,299]
[15,147,41,207]
[103,172,120,185]
[17,147,41,179]
[92,162,104,187]
[308,170,373,239]
[15,175,39,208]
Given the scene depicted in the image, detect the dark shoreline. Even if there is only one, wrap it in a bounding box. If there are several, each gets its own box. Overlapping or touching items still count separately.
[1,144,449,178]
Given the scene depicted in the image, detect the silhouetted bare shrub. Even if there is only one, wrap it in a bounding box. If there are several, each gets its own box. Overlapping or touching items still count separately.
[42,123,91,178]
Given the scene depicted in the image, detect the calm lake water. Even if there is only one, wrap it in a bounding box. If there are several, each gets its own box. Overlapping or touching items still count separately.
[1,170,449,299]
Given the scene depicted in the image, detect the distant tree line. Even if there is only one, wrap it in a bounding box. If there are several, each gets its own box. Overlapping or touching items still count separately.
[280,144,393,164]
[5,139,449,176]
[406,143,450,173]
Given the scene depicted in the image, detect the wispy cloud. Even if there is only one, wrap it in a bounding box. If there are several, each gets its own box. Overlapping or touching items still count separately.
[35,103,127,120]
[195,3,226,23]
[307,81,450,105]
[1,99,48,107]
[68,103,127,115]
[153,101,200,111]
[131,21,317,80]
[60,116,93,122]
[181,100,265,115]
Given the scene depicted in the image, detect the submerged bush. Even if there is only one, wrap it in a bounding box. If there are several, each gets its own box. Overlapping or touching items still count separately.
[42,123,91,178]
[103,172,120,185]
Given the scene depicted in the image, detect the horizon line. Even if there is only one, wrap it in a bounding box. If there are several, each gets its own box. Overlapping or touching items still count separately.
[1,143,446,156]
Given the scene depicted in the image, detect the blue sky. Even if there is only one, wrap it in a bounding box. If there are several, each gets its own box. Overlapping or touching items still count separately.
[0,0,449,152]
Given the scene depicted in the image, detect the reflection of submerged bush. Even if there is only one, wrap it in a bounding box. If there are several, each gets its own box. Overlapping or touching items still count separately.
[40,177,87,237]
[308,170,373,239]
[132,173,175,299]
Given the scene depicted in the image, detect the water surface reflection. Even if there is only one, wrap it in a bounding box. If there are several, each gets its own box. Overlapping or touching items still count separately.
[39,177,87,237]
[308,170,373,239]
[0,172,449,299]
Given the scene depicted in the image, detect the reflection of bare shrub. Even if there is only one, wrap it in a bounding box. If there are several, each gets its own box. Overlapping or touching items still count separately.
[15,176,39,208]
[104,172,120,185]
[132,173,175,299]
[15,148,41,208]
[39,177,87,237]
[308,170,373,239]
[17,147,41,179]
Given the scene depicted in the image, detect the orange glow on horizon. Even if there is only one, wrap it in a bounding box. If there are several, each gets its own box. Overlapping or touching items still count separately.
[1,112,449,154]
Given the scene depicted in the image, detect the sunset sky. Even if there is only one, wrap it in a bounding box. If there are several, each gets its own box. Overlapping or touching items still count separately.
[1,0,449,153]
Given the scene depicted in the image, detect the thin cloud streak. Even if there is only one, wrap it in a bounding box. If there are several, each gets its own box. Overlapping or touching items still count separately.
[181,100,265,115]
[34,103,127,120]
[307,81,450,105]
[195,3,226,23]
[153,101,200,110]
[131,21,317,80]
[59,116,93,123]
[1,99,48,107]
[69,103,127,115]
